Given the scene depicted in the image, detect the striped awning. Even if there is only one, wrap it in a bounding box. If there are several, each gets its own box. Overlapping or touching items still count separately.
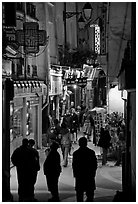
[88,68,106,80]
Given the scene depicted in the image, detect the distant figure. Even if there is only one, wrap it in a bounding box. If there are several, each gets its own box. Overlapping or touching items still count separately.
[63,109,71,130]
[76,106,81,131]
[60,122,71,167]
[70,108,79,143]
[82,108,95,141]
[72,137,97,202]
[11,138,39,201]
[28,139,40,200]
[53,119,62,145]
[79,105,86,128]
[47,119,60,146]
[43,141,61,202]
[115,124,125,166]
[98,126,111,165]
[70,101,75,109]
[42,112,50,147]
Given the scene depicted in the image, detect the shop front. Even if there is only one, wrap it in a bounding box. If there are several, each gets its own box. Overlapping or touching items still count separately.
[10,80,44,156]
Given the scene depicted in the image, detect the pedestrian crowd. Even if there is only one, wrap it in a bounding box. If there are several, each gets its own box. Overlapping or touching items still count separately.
[11,106,125,202]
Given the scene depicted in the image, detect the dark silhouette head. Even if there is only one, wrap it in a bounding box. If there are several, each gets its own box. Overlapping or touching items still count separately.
[54,119,59,126]
[22,138,28,147]
[50,141,59,150]
[61,122,67,129]
[105,124,109,130]
[101,127,104,133]
[79,137,87,148]
[28,139,35,147]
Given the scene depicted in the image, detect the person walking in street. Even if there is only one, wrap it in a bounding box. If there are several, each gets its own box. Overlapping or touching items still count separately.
[72,137,97,202]
[62,113,73,155]
[60,121,72,167]
[115,124,125,166]
[28,139,40,201]
[47,118,60,147]
[70,108,79,143]
[11,138,40,201]
[63,109,71,130]
[82,108,94,141]
[79,105,86,129]
[98,126,111,165]
[43,141,62,202]
[53,119,62,145]
[76,106,82,131]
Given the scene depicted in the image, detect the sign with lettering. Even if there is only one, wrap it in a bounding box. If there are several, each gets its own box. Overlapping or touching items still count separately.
[3,27,19,50]
[76,77,87,88]
[5,28,16,42]
[66,78,76,86]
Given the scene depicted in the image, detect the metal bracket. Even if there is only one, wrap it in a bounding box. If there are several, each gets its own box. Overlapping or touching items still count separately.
[63,11,81,21]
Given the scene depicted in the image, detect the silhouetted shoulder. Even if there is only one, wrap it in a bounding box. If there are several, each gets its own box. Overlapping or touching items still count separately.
[87,147,96,155]
[73,147,96,155]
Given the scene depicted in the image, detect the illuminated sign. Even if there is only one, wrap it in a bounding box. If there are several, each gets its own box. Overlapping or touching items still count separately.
[66,78,76,85]
[95,25,100,54]
[76,77,87,88]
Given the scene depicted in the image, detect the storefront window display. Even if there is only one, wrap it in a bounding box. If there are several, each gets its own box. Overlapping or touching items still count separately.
[12,107,23,140]
[10,99,34,141]
[10,102,14,142]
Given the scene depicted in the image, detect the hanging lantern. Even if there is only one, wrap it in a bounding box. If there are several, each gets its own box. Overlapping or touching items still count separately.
[83,2,93,21]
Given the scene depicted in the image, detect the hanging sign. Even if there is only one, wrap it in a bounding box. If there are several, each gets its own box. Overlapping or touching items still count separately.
[66,78,76,86]
[76,77,87,88]
[16,22,47,54]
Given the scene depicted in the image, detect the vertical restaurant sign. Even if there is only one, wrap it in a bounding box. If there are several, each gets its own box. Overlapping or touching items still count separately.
[95,25,100,54]
[49,69,62,95]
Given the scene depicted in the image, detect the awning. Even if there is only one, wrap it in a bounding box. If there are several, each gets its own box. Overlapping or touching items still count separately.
[89,107,106,114]
[88,68,106,80]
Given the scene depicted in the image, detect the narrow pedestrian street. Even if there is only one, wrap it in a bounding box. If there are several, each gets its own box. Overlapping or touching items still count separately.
[10,131,122,202]
[2,2,136,202]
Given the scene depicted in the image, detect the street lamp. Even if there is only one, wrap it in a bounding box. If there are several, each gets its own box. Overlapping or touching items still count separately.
[63,2,93,65]
[82,2,93,21]
[63,2,93,22]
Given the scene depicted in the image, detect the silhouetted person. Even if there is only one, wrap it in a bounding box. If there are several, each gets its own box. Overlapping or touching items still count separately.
[70,108,79,143]
[76,106,81,131]
[115,126,125,166]
[43,141,62,202]
[11,138,39,201]
[60,122,71,167]
[2,170,13,201]
[98,126,111,165]
[63,109,71,130]
[82,108,94,141]
[79,105,86,128]
[53,119,61,145]
[72,137,97,202]
[28,139,40,200]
